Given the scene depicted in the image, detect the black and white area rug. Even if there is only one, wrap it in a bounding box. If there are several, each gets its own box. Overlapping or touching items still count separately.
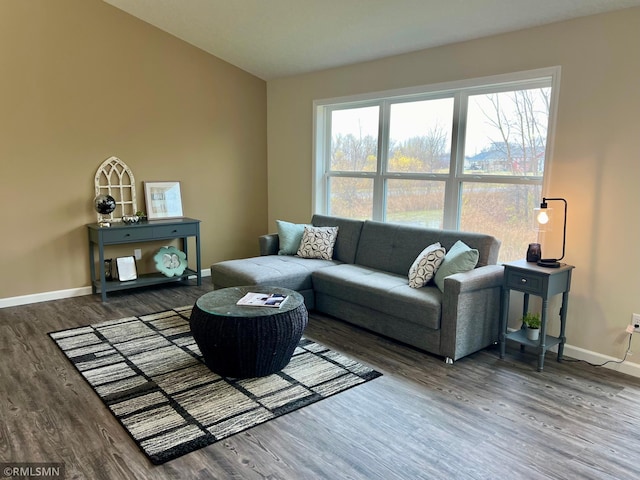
[49,306,382,465]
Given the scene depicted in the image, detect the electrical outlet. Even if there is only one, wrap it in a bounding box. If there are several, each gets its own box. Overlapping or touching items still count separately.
[134,248,142,260]
[631,313,640,333]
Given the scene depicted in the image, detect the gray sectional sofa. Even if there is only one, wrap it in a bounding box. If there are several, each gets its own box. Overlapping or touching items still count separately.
[210,215,504,363]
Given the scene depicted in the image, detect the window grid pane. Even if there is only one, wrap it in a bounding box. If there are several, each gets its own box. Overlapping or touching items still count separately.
[330,106,379,173]
[463,88,550,177]
[387,98,454,174]
[328,177,374,220]
[385,179,445,228]
[459,182,542,263]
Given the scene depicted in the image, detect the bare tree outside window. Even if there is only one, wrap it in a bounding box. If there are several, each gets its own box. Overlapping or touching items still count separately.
[464,88,549,177]
[462,88,550,261]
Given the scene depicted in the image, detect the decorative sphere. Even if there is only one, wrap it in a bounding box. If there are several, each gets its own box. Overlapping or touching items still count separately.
[94,194,116,214]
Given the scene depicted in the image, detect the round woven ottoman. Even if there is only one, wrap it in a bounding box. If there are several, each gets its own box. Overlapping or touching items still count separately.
[190,286,308,378]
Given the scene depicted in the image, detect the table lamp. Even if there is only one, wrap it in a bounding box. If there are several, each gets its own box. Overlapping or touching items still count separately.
[534,197,567,268]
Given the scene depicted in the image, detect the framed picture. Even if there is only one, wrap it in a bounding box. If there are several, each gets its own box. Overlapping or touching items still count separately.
[144,181,184,219]
[116,256,137,281]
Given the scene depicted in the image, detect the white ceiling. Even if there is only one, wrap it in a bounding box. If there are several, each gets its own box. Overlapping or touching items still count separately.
[103,0,640,80]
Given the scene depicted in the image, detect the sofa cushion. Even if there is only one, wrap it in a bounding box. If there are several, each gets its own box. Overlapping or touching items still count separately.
[434,240,479,292]
[355,221,442,276]
[312,264,442,330]
[276,220,307,255]
[408,242,446,288]
[355,220,501,275]
[210,255,340,291]
[297,226,339,260]
[311,215,364,264]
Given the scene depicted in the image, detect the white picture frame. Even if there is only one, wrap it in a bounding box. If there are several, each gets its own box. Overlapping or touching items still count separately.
[116,256,138,281]
[144,181,184,219]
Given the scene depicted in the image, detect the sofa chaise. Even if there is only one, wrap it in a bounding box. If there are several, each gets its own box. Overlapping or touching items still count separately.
[210,215,504,363]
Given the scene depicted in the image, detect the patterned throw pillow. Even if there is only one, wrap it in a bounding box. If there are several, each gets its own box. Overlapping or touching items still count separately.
[296,226,339,260]
[408,242,447,288]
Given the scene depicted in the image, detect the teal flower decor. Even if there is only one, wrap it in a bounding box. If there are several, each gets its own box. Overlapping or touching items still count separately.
[154,246,188,277]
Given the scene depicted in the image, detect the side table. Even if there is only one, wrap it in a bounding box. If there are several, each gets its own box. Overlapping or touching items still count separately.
[499,259,575,371]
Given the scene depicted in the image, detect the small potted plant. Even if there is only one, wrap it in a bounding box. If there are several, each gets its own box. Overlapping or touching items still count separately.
[523,312,541,341]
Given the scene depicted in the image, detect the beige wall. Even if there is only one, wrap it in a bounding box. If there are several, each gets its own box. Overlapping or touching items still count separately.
[0,0,267,299]
[267,9,640,366]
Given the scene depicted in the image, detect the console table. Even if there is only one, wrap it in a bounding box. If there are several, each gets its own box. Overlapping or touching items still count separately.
[87,217,201,301]
[499,259,574,371]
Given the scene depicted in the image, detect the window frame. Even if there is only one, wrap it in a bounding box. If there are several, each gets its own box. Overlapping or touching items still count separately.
[312,67,561,231]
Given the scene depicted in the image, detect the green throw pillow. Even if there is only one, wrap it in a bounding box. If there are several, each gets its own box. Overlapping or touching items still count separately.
[434,240,479,292]
[276,220,307,255]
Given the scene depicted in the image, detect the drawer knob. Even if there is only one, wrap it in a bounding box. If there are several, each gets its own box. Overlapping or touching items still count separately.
[521,278,527,284]
[125,233,130,237]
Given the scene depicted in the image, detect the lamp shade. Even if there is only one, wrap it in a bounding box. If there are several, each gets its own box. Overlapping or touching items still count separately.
[536,209,550,225]
[533,206,553,231]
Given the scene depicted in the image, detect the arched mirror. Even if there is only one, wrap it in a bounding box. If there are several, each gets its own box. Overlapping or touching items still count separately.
[94,156,138,223]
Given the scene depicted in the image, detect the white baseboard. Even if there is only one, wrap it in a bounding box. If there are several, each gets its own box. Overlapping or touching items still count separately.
[560,343,640,378]
[0,269,211,309]
[505,328,640,378]
[0,287,94,308]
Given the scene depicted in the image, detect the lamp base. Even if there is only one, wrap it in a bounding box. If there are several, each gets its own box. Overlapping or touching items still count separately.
[537,259,561,268]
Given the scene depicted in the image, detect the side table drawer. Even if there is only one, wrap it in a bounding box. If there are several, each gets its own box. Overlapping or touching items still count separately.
[506,270,543,294]
[153,224,198,238]
[101,228,150,243]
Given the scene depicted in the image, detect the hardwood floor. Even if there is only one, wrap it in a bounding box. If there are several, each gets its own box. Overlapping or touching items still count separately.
[1,283,639,479]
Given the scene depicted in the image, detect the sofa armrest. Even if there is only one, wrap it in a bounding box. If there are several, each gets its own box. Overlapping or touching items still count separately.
[259,233,279,256]
[444,264,504,295]
[440,264,504,361]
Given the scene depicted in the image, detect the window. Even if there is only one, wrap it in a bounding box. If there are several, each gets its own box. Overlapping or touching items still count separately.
[313,68,560,262]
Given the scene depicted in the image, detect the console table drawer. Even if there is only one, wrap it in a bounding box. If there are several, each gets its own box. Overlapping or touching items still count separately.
[506,270,543,294]
[153,223,198,238]
[101,228,150,243]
